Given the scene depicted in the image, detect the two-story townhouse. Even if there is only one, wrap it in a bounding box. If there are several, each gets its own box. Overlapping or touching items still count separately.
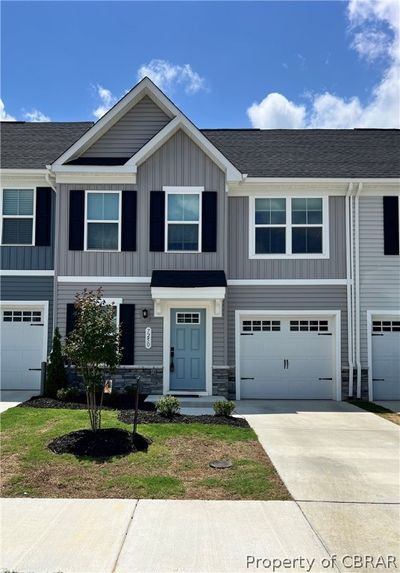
[1,77,399,402]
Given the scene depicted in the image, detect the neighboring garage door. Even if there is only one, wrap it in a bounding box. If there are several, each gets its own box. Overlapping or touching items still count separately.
[372,317,400,400]
[239,315,335,399]
[1,306,46,393]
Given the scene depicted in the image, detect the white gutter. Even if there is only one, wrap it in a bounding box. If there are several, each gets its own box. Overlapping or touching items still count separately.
[345,182,354,397]
[355,182,363,397]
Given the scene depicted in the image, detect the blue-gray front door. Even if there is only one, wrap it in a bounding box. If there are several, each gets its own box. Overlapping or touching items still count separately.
[170,309,206,391]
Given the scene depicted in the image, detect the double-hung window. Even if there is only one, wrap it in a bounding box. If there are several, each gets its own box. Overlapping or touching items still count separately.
[85,191,121,251]
[1,189,35,245]
[250,196,328,258]
[166,190,201,252]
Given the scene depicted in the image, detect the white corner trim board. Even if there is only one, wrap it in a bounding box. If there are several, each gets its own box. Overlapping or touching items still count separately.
[57,276,151,283]
[0,270,55,277]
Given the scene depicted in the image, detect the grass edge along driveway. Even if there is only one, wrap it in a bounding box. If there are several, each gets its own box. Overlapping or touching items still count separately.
[0,407,290,501]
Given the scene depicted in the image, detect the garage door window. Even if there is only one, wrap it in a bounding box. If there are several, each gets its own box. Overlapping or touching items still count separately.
[290,320,329,332]
[242,320,281,332]
[373,320,400,332]
[3,310,42,323]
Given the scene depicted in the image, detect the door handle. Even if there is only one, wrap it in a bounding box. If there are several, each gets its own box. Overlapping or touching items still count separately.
[170,347,174,373]
[283,359,288,369]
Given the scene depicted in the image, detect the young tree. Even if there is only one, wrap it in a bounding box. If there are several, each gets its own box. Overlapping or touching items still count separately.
[45,327,67,398]
[64,288,121,432]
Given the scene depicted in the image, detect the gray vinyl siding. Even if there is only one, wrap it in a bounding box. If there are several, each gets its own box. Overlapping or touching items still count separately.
[56,282,225,366]
[359,196,400,366]
[81,96,171,158]
[0,189,55,270]
[228,196,346,279]
[58,130,226,276]
[0,276,54,349]
[227,285,348,365]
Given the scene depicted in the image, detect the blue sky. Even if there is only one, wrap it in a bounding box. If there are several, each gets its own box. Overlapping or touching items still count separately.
[1,1,399,128]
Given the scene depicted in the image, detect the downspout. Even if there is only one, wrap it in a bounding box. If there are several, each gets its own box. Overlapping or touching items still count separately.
[46,167,58,337]
[345,182,354,397]
[355,182,363,397]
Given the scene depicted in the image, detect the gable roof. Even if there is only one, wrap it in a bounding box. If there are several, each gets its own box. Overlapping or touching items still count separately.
[1,121,399,178]
[202,128,400,178]
[0,121,92,170]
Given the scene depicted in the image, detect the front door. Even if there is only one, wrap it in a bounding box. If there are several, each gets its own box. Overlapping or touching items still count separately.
[170,309,206,391]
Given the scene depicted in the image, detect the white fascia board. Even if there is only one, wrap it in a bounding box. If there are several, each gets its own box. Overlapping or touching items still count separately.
[127,116,242,182]
[0,169,49,187]
[227,279,348,286]
[151,286,226,300]
[58,276,151,283]
[0,169,48,176]
[0,270,55,277]
[51,78,178,167]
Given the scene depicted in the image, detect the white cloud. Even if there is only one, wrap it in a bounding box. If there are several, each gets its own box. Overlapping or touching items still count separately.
[137,59,206,94]
[92,85,117,120]
[247,0,400,129]
[247,93,306,129]
[23,109,50,122]
[0,99,16,121]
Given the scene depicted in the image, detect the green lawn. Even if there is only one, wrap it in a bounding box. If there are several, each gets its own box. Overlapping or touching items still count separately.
[0,407,290,500]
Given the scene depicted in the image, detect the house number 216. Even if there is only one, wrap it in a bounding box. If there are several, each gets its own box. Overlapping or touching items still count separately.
[145,327,152,349]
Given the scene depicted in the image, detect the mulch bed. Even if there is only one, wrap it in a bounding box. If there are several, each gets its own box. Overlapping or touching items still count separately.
[48,428,152,458]
[18,395,155,411]
[118,410,250,428]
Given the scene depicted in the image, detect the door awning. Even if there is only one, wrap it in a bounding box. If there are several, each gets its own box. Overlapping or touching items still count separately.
[150,270,227,288]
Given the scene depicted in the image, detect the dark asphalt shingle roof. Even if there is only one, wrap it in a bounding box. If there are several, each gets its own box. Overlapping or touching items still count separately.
[151,270,227,288]
[202,128,400,178]
[0,121,93,169]
[1,121,399,178]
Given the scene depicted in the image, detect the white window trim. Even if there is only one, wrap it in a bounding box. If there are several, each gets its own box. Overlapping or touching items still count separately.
[249,195,330,259]
[103,297,123,325]
[0,187,36,247]
[163,187,203,253]
[84,190,122,252]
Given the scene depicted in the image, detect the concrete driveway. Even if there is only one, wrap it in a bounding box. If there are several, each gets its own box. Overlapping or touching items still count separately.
[238,400,400,571]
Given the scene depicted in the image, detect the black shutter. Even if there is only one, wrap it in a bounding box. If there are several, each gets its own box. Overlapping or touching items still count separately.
[66,304,76,336]
[121,191,137,251]
[149,191,165,251]
[69,190,85,250]
[120,304,135,365]
[201,191,217,252]
[383,196,399,255]
[35,187,52,246]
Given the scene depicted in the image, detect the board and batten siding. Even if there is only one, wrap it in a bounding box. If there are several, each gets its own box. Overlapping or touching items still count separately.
[227,285,348,365]
[228,195,346,279]
[0,190,55,271]
[57,282,226,366]
[58,130,226,276]
[359,196,400,366]
[0,276,54,349]
[81,96,171,158]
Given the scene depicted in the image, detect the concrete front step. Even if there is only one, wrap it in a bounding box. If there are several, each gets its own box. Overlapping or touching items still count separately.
[146,394,226,409]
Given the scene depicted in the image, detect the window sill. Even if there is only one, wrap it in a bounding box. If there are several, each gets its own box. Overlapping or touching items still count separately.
[249,253,330,260]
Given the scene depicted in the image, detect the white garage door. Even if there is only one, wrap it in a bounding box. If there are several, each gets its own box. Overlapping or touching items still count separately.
[1,306,45,392]
[240,316,335,399]
[372,318,400,400]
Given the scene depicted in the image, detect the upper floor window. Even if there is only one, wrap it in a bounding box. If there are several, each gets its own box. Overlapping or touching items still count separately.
[1,189,35,245]
[250,196,329,259]
[85,191,121,251]
[166,190,201,252]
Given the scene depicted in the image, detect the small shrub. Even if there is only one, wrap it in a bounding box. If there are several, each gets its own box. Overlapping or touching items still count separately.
[213,400,236,417]
[56,387,80,402]
[156,396,181,418]
[45,327,67,398]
